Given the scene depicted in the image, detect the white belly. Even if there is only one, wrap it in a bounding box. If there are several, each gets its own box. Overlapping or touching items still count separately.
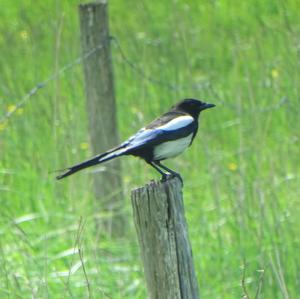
[153,133,193,160]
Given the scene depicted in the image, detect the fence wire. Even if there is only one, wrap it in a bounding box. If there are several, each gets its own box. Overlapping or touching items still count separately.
[0,36,290,126]
[0,41,106,124]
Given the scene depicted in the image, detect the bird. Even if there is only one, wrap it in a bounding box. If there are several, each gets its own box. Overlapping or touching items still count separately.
[56,99,215,182]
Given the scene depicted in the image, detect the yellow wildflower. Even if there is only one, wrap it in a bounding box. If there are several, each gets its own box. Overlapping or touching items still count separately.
[7,104,16,113]
[228,162,238,171]
[6,104,23,116]
[80,142,89,150]
[20,30,29,41]
[271,69,279,79]
[0,121,8,132]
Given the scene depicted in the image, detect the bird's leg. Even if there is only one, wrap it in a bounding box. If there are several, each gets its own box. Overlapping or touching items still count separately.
[148,161,169,181]
[155,161,183,184]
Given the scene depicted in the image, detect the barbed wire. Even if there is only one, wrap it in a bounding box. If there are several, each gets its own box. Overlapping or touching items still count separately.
[0,36,214,125]
[0,41,106,124]
[0,36,291,125]
[111,37,290,113]
[111,36,211,92]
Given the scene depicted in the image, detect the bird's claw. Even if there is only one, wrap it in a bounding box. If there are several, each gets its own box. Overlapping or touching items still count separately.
[161,172,183,186]
[161,173,171,182]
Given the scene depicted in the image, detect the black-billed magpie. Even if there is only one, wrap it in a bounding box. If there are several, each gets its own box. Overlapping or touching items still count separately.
[56,99,215,181]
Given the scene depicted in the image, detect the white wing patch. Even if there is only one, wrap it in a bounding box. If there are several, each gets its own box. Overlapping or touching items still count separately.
[157,115,194,131]
[153,133,193,160]
[101,115,195,161]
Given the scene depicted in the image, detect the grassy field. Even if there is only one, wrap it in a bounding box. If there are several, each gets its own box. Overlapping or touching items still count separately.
[1,0,300,298]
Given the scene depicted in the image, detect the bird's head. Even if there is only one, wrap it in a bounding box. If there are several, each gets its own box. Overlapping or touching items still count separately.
[174,98,215,118]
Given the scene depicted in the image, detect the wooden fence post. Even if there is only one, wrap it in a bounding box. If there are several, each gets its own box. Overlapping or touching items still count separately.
[79,2,124,234]
[131,177,200,299]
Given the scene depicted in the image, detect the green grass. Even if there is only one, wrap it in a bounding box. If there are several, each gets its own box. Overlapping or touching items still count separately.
[1,0,300,298]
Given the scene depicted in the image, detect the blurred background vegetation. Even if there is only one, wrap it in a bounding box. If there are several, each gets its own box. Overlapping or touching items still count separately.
[0,0,299,298]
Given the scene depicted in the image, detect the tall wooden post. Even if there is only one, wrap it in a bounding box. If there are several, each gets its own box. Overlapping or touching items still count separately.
[131,177,200,299]
[79,2,124,234]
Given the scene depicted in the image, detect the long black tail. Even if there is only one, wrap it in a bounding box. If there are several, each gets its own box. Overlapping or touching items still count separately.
[56,146,126,180]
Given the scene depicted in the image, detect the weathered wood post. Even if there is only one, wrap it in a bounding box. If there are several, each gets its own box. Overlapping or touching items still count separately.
[79,2,124,234]
[131,177,199,299]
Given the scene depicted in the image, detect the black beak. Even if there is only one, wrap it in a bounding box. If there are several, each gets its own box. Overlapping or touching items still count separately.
[202,103,216,110]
